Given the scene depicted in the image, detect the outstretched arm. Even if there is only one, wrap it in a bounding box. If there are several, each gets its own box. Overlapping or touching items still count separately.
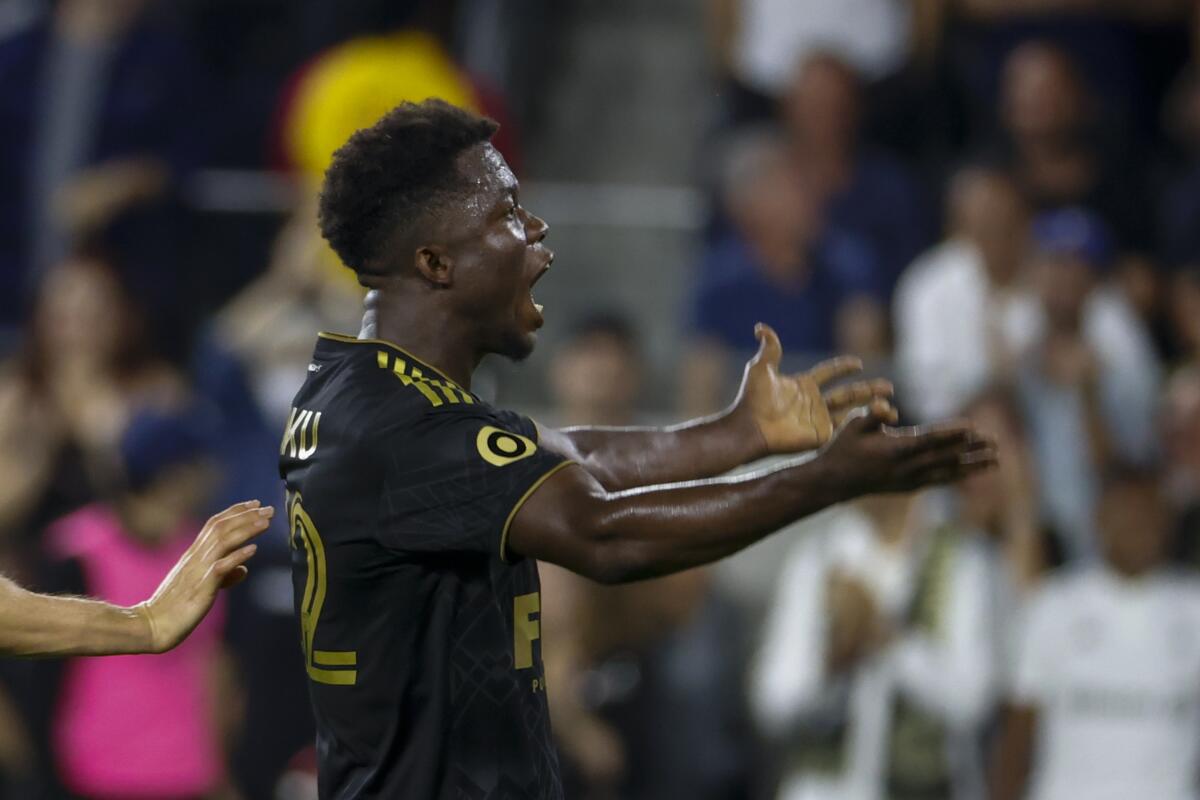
[510,410,996,583]
[0,500,271,657]
[540,324,896,491]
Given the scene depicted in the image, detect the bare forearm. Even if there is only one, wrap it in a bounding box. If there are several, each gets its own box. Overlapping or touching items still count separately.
[515,415,995,583]
[560,456,849,583]
[557,409,765,491]
[0,576,149,657]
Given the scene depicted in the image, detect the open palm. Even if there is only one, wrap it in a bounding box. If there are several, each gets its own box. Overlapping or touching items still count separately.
[735,323,897,454]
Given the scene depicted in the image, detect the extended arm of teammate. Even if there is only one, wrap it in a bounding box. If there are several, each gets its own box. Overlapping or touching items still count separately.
[539,324,896,491]
[0,500,271,657]
[510,409,997,584]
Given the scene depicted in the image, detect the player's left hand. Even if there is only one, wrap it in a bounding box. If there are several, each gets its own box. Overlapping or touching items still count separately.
[732,323,898,454]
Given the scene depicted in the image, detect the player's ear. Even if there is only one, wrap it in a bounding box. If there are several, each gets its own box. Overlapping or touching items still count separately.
[414,246,453,288]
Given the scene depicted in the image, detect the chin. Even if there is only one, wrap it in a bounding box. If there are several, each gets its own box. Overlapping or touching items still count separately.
[493,330,537,362]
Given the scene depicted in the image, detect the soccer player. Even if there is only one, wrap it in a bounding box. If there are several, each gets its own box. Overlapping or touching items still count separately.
[0,499,270,657]
[279,99,997,799]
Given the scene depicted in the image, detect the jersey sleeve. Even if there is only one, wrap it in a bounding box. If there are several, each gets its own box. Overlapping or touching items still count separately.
[375,404,573,560]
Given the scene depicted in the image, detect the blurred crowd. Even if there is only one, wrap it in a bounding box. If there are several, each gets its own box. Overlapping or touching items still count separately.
[2,0,1200,798]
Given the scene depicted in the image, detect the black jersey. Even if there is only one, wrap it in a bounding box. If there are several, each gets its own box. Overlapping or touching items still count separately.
[279,332,572,800]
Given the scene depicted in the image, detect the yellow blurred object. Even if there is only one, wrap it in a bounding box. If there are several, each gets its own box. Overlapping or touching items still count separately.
[285,30,481,179]
[283,30,480,285]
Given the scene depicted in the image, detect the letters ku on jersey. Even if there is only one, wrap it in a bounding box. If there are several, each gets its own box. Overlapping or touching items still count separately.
[279,333,573,799]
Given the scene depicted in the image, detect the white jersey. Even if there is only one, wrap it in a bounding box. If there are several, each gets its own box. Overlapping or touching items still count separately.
[752,505,997,800]
[1015,568,1200,800]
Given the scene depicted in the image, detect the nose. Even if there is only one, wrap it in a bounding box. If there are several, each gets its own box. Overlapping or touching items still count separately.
[525,210,548,243]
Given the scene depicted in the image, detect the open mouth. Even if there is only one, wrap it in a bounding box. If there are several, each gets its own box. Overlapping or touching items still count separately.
[529,258,552,318]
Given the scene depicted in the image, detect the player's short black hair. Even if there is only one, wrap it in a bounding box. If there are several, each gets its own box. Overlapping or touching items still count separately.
[317,99,499,277]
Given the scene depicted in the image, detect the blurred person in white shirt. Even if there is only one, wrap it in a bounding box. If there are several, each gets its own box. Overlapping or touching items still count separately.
[991,469,1200,800]
[1015,208,1161,562]
[751,490,999,800]
[894,167,1039,423]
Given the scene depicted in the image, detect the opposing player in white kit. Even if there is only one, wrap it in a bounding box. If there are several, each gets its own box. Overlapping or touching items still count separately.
[992,471,1200,800]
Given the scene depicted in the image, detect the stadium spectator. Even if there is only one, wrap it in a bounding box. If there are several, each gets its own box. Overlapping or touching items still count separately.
[984,41,1151,249]
[0,252,181,547]
[958,391,1044,596]
[948,0,1190,153]
[894,167,1038,422]
[780,53,933,289]
[1160,56,1200,268]
[710,0,911,116]
[682,127,885,415]
[1163,366,1200,566]
[544,314,644,430]
[752,492,998,800]
[955,390,1046,706]
[196,201,361,441]
[38,406,237,800]
[1110,253,1175,362]
[1166,266,1200,364]
[191,204,354,797]
[541,315,756,800]
[0,0,211,342]
[1016,208,1161,562]
[991,468,1200,800]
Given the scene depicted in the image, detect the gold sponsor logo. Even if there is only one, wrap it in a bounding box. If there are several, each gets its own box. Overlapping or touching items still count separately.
[477,425,537,467]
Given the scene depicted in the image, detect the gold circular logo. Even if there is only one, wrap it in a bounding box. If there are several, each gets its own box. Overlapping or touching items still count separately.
[476,425,537,466]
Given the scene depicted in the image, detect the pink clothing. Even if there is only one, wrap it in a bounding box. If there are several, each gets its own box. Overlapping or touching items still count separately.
[47,505,225,800]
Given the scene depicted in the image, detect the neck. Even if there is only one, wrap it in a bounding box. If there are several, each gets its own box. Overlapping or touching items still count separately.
[792,137,852,187]
[358,287,478,389]
[1107,562,1153,582]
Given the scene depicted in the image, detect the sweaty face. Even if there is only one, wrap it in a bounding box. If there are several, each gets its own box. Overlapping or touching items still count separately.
[442,144,552,361]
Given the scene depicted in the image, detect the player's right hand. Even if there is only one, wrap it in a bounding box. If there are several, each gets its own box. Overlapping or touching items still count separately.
[820,404,998,496]
[135,500,274,653]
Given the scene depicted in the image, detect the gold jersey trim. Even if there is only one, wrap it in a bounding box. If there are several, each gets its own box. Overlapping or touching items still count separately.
[317,331,467,390]
[499,461,577,563]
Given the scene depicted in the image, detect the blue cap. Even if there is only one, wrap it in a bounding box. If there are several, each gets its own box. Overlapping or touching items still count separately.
[119,405,217,491]
[1031,208,1113,269]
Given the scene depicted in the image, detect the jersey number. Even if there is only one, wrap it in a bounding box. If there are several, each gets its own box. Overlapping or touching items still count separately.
[289,493,358,686]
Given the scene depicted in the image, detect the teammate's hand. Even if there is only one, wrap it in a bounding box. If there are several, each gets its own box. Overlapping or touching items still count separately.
[820,406,998,496]
[135,500,273,653]
[732,323,897,454]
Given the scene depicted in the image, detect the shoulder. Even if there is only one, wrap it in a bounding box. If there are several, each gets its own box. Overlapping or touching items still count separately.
[896,241,978,301]
[1084,288,1155,359]
[1157,569,1200,608]
[1028,568,1092,615]
[329,339,475,427]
